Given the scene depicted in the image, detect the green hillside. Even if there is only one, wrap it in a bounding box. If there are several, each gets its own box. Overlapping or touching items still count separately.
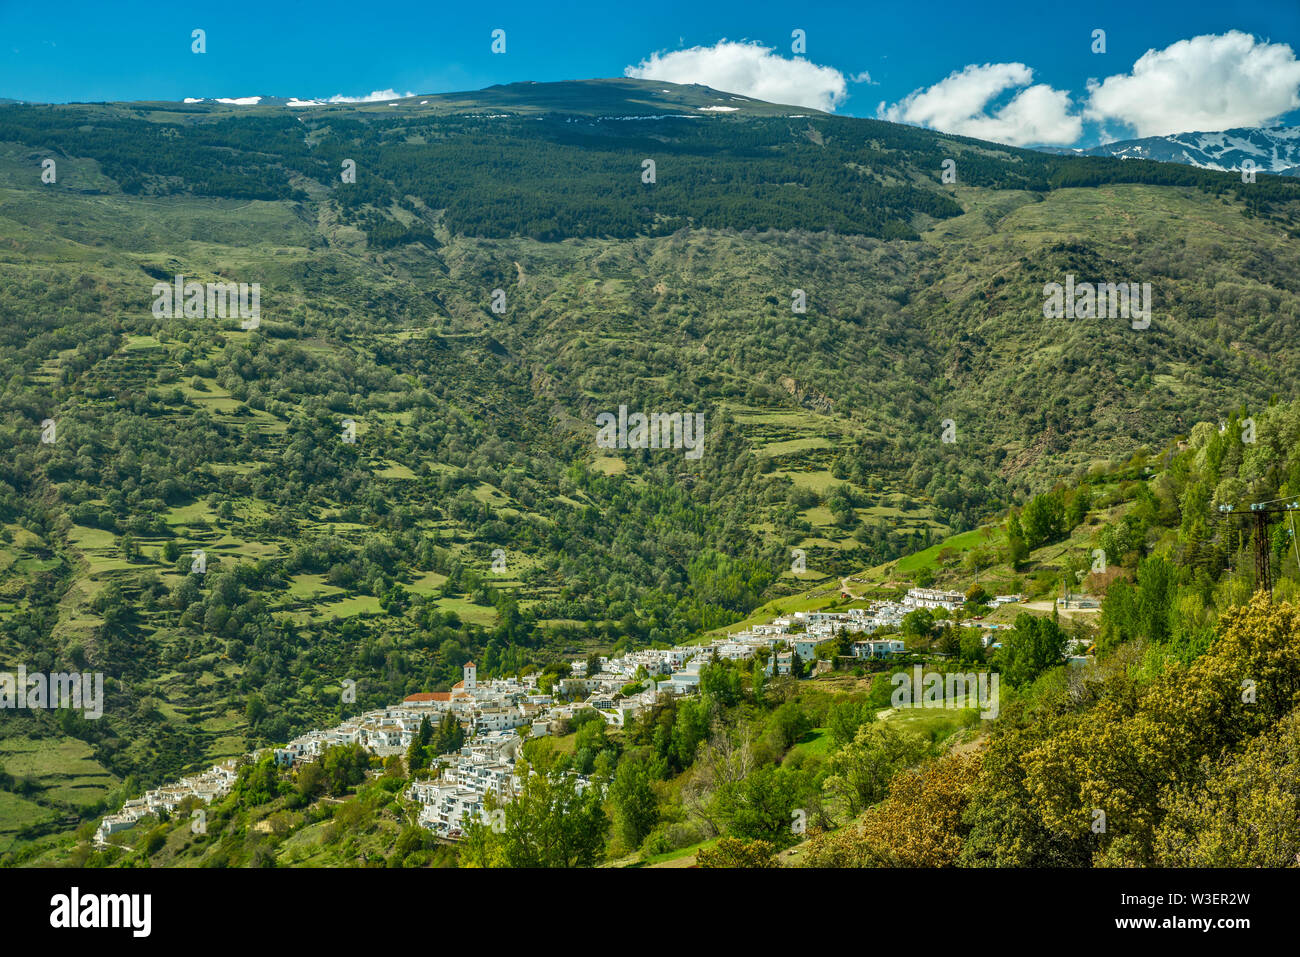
[2,79,1300,860]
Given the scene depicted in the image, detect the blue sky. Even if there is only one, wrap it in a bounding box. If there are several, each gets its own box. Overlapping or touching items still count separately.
[2,0,1298,147]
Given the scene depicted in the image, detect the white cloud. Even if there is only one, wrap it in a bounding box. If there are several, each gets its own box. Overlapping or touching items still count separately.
[625,40,848,112]
[326,89,415,104]
[1086,31,1300,137]
[877,63,1081,146]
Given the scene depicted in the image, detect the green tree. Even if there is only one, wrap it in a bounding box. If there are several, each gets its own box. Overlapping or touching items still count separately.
[1066,484,1092,530]
[902,608,935,639]
[233,755,283,807]
[770,701,812,749]
[433,713,465,756]
[715,763,809,847]
[826,699,875,748]
[669,697,710,770]
[1006,514,1030,565]
[958,628,986,664]
[245,693,267,727]
[700,660,743,707]
[610,750,664,850]
[823,722,931,817]
[1022,489,1066,550]
[407,715,433,771]
[460,757,608,868]
[998,613,1067,687]
[1155,709,1300,866]
[321,742,370,796]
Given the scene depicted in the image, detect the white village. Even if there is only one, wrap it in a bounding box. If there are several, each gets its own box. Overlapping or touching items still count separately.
[94,587,1023,844]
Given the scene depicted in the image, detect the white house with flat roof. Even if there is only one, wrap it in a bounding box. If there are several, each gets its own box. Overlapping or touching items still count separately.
[905,588,965,611]
[852,638,905,658]
[791,638,820,660]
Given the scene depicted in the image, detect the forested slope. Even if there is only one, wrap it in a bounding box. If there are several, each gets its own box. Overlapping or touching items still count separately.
[1,79,1298,854]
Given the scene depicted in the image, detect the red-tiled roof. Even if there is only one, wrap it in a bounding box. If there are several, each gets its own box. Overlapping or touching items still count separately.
[404,692,451,703]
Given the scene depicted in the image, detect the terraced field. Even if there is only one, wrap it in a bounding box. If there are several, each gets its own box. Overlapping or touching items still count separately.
[2,83,1298,856]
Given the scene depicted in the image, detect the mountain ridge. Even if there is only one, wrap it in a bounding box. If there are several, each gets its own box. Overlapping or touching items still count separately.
[1041,124,1300,176]
[71,78,829,119]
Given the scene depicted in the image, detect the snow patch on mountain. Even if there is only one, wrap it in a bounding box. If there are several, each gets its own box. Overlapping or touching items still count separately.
[1044,125,1300,174]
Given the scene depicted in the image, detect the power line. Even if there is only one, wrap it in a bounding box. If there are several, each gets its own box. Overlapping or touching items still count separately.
[1219,500,1300,598]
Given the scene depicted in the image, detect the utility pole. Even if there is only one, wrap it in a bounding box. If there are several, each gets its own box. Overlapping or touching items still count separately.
[1220,501,1300,598]
[1254,509,1271,597]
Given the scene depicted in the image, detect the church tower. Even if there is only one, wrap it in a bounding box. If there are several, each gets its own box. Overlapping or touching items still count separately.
[463,661,477,691]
